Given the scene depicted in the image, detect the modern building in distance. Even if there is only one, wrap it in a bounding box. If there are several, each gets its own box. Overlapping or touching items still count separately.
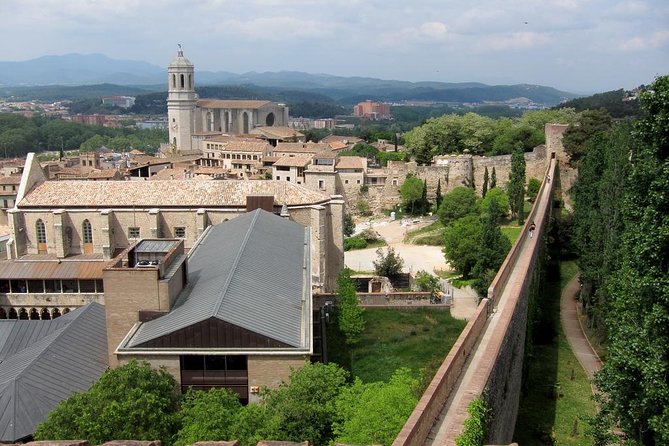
[167,50,289,152]
[353,100,391,120]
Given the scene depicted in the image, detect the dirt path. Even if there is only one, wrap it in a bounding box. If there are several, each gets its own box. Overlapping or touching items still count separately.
[344,217,479,320]
[560,274,602,380]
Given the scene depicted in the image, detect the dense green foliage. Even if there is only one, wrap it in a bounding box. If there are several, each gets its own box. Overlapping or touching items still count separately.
[443,215,483,279]
[335,269,365,345]
[399,173,426,215]
[455,397,489,446]
[561,108,613,161]
[414,270,440,293]
[333,368,418,446]
[34,360,179,445]
[570,76,669,445]
[0,112,166,157]
[556,88,640,119]
[403,109,575,162]
[438,186,478,226]
[507,147,526,224]
[590,76,669,446]
[472,198,512,294]
[478,187,509,220]
[526,177,541,202]
[174,388,242,446]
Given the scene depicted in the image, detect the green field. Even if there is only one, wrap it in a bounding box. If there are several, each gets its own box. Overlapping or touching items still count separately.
[514,261,597,445]
[328,308,466,386]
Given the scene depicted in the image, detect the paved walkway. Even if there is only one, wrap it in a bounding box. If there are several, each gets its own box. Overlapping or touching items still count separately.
[560,274,602,380]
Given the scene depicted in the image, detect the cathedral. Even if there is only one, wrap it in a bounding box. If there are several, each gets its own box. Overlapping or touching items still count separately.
[167,49,289,152]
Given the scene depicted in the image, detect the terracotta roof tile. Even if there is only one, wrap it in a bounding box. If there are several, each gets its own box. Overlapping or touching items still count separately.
[19,179,330,208]
[272,155,313,167]
[336,156,366,170]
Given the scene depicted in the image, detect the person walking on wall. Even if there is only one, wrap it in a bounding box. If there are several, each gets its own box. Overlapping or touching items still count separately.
[529,221,536,239]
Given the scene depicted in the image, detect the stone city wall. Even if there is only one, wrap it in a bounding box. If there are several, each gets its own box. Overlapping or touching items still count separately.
[345,144,549,215]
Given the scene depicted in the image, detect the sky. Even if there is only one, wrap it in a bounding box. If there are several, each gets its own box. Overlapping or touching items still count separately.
[1,0,668,93]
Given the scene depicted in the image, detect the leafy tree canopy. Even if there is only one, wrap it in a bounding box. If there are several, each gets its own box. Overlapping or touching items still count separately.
[333,368,418,446]
[34,360,179,445]
[437,186,478,226]
[443,215,483,279]
[562,108,613,161]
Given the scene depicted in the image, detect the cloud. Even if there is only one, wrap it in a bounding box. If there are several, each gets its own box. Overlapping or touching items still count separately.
[618,30,669,51]
[477,32,551,51]
[219,16,336,40]
[378,21,449,47]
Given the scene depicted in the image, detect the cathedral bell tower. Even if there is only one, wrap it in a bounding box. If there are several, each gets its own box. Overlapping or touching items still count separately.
[167,46,197,152]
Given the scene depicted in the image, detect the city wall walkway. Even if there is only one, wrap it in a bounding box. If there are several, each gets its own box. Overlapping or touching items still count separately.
[393,158,557,446]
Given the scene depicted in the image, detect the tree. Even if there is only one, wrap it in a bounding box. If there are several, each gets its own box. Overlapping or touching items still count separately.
[437,186,478,226]
[472,198,511,295]
[507,146,526,224]
[435,178,443,209]
[479,187,509,220]
[335,268,365,345]
[420,179,429,214]
[490,166,497,189]
[491,123,544,155]
[333,368,418,446]
[526,177,541,202]
[593,76,669,445]
[373,246,404,279]
[482,166,489,198]
[562,108,613,161]
[174,388,242,446]
[262,362,349,446]
[414,270,440,293]
[343,212,355,237]
[34,360,179,445]
[400,174,424,215]
[443,215,483,279]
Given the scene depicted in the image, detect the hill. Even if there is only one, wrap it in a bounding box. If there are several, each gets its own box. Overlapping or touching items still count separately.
[0,54,578,106]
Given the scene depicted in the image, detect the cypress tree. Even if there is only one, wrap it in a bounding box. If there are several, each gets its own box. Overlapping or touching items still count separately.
[421,179,429,214]
[482,166,489,197]
[490,167,497,189]
[435,178,443,210]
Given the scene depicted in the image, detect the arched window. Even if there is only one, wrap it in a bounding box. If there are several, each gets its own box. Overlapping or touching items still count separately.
[189,74,192,89]
[36,219,46,244]
[180,74,185,88]
[172,74,176,89]
[83,220,93,244]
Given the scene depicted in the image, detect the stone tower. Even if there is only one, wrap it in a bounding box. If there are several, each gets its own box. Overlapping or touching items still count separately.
[167,47,197,152]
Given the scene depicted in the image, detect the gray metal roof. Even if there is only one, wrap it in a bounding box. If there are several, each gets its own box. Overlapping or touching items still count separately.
[135,240,179,253]
[0,303,108,442]
[125,209,311,349]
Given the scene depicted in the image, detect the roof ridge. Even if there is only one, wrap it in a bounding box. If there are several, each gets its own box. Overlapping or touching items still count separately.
[211,210,260,318]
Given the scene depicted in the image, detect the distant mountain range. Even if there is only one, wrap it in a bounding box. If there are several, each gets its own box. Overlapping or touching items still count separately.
[0,53,580,106]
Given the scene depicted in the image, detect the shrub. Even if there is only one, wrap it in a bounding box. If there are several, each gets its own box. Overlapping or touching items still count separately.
[344,235,368,251]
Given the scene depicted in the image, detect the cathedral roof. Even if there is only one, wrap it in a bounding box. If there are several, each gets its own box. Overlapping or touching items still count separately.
[17,179,330,208]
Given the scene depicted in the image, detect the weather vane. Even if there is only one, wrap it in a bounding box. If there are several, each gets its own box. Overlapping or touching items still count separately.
[178,43,182,50]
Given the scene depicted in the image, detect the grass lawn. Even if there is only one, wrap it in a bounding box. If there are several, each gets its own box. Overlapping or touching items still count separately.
[501,225,522,245]
[513,261,597,445]
[328,308,466,386]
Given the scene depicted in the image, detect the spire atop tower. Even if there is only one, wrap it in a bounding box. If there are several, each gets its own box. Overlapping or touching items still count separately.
[177,43,183,57]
